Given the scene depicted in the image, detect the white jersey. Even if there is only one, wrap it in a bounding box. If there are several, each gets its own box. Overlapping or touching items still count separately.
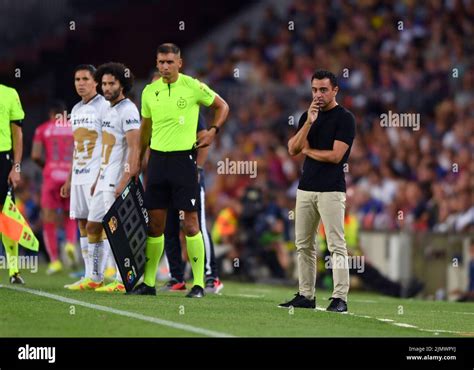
[96,98,140,192]
[70,94,109,185]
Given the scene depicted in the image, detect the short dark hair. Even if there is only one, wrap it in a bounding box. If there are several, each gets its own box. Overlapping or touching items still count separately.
[48,100,67,115]
[73,64,96,76]
[311,70,338,88]
[157,43,181,56]
[95,62,134,94]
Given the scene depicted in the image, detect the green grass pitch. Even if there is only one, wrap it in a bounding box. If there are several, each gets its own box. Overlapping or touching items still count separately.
[1,266,473,337]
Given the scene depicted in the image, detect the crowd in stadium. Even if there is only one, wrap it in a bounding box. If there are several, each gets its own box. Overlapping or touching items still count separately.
[12,0,474,281]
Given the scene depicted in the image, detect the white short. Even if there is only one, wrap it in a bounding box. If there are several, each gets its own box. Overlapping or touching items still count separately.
[70,184,93,220]
[87,190,116,223]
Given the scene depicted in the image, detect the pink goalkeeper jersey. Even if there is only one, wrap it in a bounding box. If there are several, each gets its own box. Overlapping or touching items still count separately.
[33,120,74,183]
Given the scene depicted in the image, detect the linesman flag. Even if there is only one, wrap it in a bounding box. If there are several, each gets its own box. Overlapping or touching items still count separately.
[0,190,39,251]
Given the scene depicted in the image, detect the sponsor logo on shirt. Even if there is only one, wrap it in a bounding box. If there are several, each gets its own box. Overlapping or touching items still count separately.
[71,116,94,127]
[74,168,91,175]
[125,118,139,125]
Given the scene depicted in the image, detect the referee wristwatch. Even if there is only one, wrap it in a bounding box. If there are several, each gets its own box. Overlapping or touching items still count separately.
[209,125,220,134]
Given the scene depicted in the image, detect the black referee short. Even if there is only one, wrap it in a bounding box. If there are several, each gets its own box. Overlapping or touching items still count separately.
[145,149,199,212]
[0,151,13,205]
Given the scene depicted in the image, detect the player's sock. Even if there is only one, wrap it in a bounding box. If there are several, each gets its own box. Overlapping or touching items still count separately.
[186,232,205,288]
[103,239,116,279]
[65,217,78,245]
[87,242,95,280]
[114,259,122,282]
[101,239,111,278]
[143,235,164,288]
[43,222,59,261]
[80,237,90,278]
[2,234,19,276]
[89,240,105,282]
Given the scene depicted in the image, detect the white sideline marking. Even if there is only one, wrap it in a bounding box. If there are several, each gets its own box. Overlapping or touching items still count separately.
[393,323,418,328]
[0,284,234,338]
[416,328,472,334]
[252,289,271,293]
[315,306,471,336]
[430,310,474,315]
[236,294,265,298]
[351,299,378,303]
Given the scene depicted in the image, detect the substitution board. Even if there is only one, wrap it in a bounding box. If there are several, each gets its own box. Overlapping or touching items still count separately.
[102,178,148,292]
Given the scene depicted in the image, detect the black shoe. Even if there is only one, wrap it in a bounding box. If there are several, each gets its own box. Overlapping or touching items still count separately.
[326,297,347,312]
[9,273,25,285]
[185,285,205,298]
[278,293,315,309]
[126,282,156,296]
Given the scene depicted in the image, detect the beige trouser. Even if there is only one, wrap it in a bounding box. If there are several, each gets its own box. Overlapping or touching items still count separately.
[295,189,349,301]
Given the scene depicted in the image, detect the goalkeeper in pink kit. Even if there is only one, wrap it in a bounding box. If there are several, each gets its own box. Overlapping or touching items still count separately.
[31,101,77,274]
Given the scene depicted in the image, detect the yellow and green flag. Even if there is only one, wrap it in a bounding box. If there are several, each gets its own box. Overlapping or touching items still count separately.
[0,192,39,251]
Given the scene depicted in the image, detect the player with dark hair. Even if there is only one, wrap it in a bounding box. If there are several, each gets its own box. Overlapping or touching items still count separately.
[129,43,229,297]
[85,62,140,292]
[280,70,356,312]
[94,62,134,96]
[32,100,76,274]
[0,83,25,284]
[62,64,110,290]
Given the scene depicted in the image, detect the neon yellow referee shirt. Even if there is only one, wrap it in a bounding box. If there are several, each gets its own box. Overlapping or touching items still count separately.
[141,73,216,152]
[0,84,25,152]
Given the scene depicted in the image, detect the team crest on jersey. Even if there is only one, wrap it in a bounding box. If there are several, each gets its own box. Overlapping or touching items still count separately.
[108,216,118,234]
[177,97,187,109]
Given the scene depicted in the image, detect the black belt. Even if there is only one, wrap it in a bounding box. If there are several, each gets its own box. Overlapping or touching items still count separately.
[152,149,196,156]
[0,150,12,159]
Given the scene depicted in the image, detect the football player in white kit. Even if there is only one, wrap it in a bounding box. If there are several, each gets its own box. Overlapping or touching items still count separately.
[61,64,110,290]
[86,62,140,293]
